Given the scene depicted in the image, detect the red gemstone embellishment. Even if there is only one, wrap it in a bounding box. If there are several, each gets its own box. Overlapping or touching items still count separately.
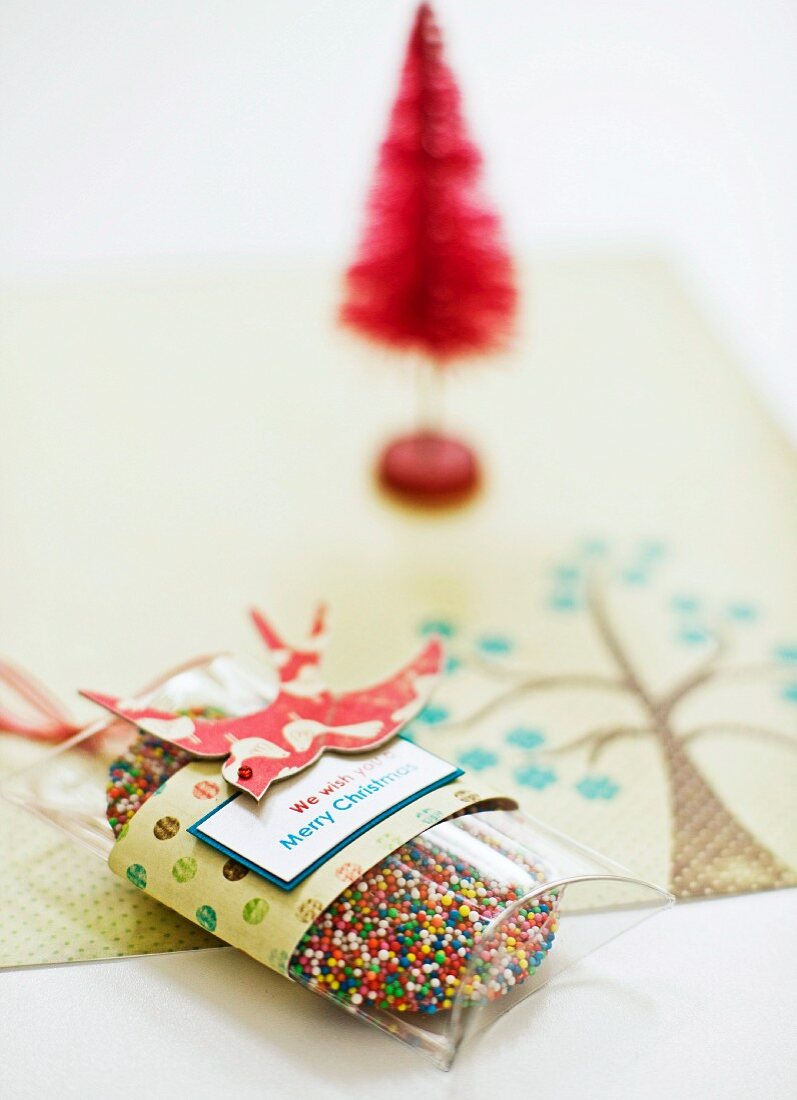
[237,764,253,781]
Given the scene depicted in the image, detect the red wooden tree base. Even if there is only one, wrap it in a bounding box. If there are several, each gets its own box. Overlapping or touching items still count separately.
[377,431,481,506]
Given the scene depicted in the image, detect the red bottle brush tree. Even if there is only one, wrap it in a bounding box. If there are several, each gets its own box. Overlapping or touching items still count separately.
[340,2,517,505]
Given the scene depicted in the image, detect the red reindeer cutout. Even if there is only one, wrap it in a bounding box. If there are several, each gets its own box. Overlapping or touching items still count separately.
[82,608,444,800]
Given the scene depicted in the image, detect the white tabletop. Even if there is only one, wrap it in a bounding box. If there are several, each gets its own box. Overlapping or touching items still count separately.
[3,889,795,1099]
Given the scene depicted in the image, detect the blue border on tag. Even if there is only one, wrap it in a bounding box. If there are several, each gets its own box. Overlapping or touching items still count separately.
[187,757,463,891]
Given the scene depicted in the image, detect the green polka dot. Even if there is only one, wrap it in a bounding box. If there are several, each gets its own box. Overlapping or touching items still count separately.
[126,864,147,889]
[242,898,269,925]
[195,905,217,932]
[172,857,198,883]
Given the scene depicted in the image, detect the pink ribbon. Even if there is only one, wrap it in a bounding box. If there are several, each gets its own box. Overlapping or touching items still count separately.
[0,658,80,742]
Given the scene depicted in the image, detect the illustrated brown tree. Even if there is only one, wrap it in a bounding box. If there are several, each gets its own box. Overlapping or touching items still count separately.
[447,580,797,898]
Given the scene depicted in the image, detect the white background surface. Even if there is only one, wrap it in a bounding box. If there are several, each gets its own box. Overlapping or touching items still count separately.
[2,5,797,1099]
[1,0,796,434]
[3,891,795,1100]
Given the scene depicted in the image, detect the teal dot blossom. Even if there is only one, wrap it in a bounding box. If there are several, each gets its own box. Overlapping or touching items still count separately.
[415,703,450,725]
[506,727,545,750]
[639,541,666,560]
[476,635,514,656]
[672,595,700,613]
[419,619,456,639]
[458,747,498,772]
[621,568,647,586]
[580,539,608,557]
[549,593,580,612]
[774,645,797,663]
[781,684,797,704]
[514,765,556,790]
[576,776,620,800]
[726,603,757,623]
[677,627,711,646]
[444,655,462,675]
[553,564,581,582]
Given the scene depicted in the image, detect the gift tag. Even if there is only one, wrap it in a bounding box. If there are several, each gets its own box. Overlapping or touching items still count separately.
[188,740,462,889]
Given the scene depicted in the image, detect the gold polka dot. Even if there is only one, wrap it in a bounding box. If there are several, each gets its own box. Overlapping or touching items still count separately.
[153,816,180,840]
[222,858,249,882]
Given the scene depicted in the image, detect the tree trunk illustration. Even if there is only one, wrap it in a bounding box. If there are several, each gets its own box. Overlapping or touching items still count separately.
[589,583,797,897]
[652,719,795,896]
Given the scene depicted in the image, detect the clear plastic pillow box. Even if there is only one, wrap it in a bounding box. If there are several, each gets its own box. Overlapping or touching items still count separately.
[4,653,673,1069]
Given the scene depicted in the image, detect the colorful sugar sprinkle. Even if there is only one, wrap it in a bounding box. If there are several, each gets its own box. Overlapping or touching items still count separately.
[289,818,558,1013]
